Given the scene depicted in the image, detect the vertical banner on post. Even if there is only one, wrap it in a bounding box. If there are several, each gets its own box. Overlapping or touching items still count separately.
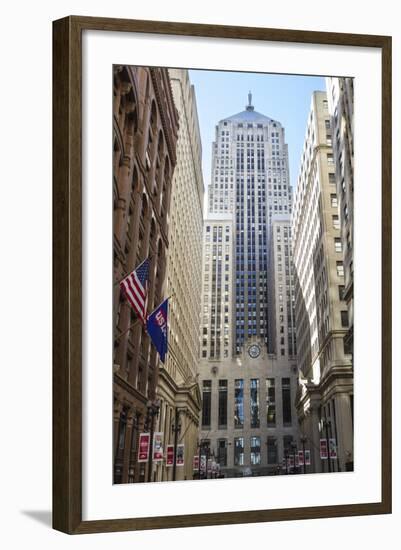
[329,438,337,459]
[176,444,185,466]
[153,432,164,462]
[320,439,328,459]
[200,455,206,473]
[138,433,151,462]
[305,449,311,465]
[298,450,304,466]
[166,445,174,466]
[193,455,199,472]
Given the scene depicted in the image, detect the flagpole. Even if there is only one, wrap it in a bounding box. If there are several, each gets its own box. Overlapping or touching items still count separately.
[114,318,143,342]
[114,256,153,287]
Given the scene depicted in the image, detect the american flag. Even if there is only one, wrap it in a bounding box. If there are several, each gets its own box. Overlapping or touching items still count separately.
[120,258,149,324]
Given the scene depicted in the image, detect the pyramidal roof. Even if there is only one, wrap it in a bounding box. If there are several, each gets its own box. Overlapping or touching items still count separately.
[220,91,275,125]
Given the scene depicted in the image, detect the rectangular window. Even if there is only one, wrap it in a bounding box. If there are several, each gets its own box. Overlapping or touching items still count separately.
[282,378,292,425]
[250,379,260,428]
[234,437,244,466]
[341,310,349,327]
[338,285,345,300]
[334,238,342,252]
[332,215,340,229]
[218,439,227,467]
[202,380,212,427]
[250,436,261,465]
[218,380,228,428]
[336,261,344,277]
[283,435,293,454]
[266,378,276,426]
[267,437,278,464]
[118,407,128,450]
[330,194,338,207]
[234,379,244,428]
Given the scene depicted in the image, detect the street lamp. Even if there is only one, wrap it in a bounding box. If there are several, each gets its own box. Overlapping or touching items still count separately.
[198,439,208,480]
[300,435,307,474]
[290,442,298,474]
[145,399,161,483]
[172,407,182,482]
[284,448,289,474]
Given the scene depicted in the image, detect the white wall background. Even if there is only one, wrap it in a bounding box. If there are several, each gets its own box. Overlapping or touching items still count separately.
[0,0,399,547]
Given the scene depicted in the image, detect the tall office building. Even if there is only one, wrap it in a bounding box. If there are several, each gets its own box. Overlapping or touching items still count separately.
[326,77,354,356]
[198,96,299,477]
[154,69,204,482]
[291,91,353,473]
[208,93,292,354]
[267,215,297,360]
[200,215,234,361]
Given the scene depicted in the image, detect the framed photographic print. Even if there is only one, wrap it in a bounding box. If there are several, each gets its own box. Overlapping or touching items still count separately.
[53,16,392,534]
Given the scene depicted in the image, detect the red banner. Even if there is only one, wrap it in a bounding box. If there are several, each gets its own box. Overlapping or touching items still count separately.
[166,445,174,466]
[320,439,328,459]
[138,433,150,462]
[153,432,164,462]
[193,455,199,471]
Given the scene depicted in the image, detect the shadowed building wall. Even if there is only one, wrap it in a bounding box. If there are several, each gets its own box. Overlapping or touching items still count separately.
[113,65,179,484]
[292,91,353,473]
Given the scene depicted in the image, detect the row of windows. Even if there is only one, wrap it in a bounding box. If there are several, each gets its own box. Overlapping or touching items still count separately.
[201,435,294,467]
[202,378,292,429]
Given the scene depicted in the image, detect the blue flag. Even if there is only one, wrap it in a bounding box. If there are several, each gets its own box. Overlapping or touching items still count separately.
[146,299,168,363]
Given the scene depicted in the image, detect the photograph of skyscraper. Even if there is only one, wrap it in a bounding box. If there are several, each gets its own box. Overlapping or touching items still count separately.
[112,66,354,484]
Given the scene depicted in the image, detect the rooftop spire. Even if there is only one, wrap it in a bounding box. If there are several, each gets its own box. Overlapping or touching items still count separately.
[246,90,254,111]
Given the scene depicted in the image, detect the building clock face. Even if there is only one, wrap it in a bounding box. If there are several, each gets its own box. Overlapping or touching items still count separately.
[248,344,260,359]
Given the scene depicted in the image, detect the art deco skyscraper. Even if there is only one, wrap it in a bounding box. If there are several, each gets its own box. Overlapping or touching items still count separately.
[206,93,292,355]
[198,95,299,477]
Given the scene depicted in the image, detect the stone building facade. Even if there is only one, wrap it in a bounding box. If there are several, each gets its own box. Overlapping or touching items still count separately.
[326,77,354,356]
[112,65,179,483]
[291,91,353,474]
[200,215,234,361]
[267,215,297,359]
[198,342,299,477]
[153,69,204,482]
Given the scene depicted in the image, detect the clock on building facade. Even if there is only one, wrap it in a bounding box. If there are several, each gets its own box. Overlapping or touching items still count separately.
[248,344,261,358]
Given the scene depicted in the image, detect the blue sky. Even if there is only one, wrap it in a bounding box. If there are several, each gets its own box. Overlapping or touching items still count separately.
[188,69,326,194]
